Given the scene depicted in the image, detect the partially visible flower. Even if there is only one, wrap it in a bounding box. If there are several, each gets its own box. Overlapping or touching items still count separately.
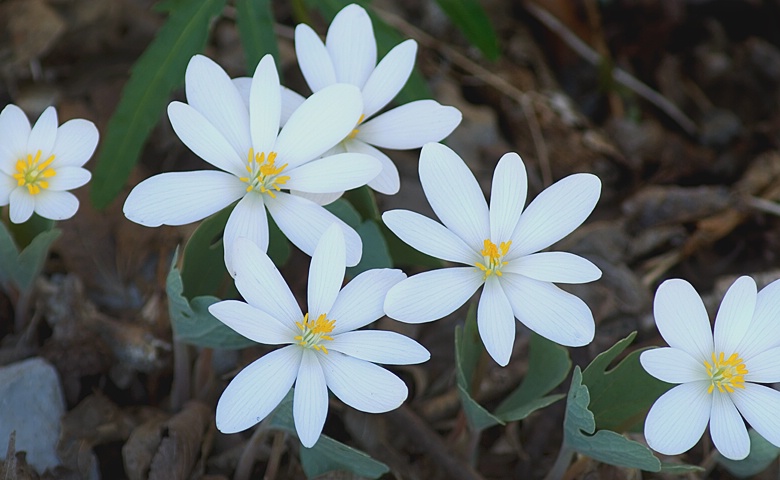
[641,276,780,460]
[383,143,601,366]
[0,105,97,223]
[210,225,429,447]
[123,54,381,270]
[288,3,462,198]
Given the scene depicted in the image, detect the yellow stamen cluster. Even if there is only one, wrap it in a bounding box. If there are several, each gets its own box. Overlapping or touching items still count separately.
[347,114,366,140]
[705,352,748,394]
[12,150,56,195]
[475,239,511,279]
[295,313,336,354]
[239,148,290,197]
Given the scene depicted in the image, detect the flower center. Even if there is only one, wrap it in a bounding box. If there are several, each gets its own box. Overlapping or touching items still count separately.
[346,114,366,140]
[295,313,336,354]
[704,352,748,394]
[475,239,511,279]
[240,148,290,197]
[12,150,56,195]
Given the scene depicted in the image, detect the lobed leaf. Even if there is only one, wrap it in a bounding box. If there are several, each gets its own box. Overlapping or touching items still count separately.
[346,220,393,277]
[717,429,780,478]
[0,221,60,293]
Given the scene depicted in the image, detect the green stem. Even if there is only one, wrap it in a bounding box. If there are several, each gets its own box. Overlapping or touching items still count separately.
[545,442,574,480]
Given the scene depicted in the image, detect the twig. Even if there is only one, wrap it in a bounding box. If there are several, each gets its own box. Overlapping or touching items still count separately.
[234,419,272,480]
[263,431,287,480]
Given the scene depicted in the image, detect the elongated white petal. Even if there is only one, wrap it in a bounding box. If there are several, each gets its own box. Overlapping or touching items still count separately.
[714,276,756,355]
[644,382,712,456]
[419,143,489,251]
[320,351,407,413]
[0,174,16,204]
[232,77,251,106]
[232,238,303,327]
[266,192,362,266]
[281,87,306,126]
[343,140,399,195]
[286,153,380,193]
[478,277,515,366]
[123,171,245,227]
[508,174,601,259]
[361,40,417,118]
[504,252,602,284]
[295,23,337,93]
[185,55,250,158]
[500,273,594,346]
[0,104,31,170]
[653,279,713,362]
[275,84,363,170]
[710,392,750,460]
[32,190,78,221]
[290,190,343,206]
[328,331,429,365]
[490,153,527,243]
[731,383,780,448]
[47,167,90,191]
[216,345,301,433]
[358,101,462,149]
[384,267,484,324]
[9,188,34,223]
[736,278,780,360]
[640,347,710,384]
[382,209,476,264]
[294,350,328,448]
[250,55,281,155]
[52,119,98,168]
[223,193,269,273]
[330,269,406,334]
[745,346,780,383]
[326,4,376,88]
[209,300,296,344]
[308,225,346,316]
[27,106,57,157]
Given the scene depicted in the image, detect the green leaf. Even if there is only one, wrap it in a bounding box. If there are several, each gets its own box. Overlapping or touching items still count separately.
[718,429,780,478]
[267,214,291,267]
[236,0,280,71]
[344,186,380,221]
[7,214,54,250]
[434,0,499,60]
[181,206,233,299]
[660,463,705,474]
[167,248,255,349]
[382,222,443,268]
[347,220,392,277]
[563,367,661,471]
[324,198,361,229]
[581,332,673,432]
[0,221,60,292]
[90,0,226,209]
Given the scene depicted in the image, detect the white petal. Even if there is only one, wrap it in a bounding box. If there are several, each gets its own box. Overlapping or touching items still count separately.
[294,350,329,448]
[281,87,306,126]
[490,153,527,243]
[266,192,363,266]
[326,4,376,88]
[275,84,363,170]
[27,106,57,157]
[216,345,301,433]
[710,392,750,460]
[361,39,417,118]
[47,167,90,191]
[508,174,601,259]
[232,237,303,326]
[344,140,399,195]
[419,143,489,251]
[294,23,337,93]
[384,267,484,324]
[167,101,245,177]
[477,277,515,366]
[503,252,602,284]
[51,119,98,168]
[330,269,406,334]
[640,347,710,384]
[209,300,297,344]
[122,171,245,227]
[308,225,346,316]
[357,101,462,150]
[499,273,594,347]
[250,55,282,155]
[653,279,714,362]
[320,351,407,413]
[714,276,756,355]
[0,104,31,170]
[9,188,34,223]
[33,190,79,221]
[285,153,380,193]
[328,330,429,365]
[223,193,269,274]
[731,383,780,449]
[745,346,780,383]
[0,174,16,204]
[644,382,712,456]
[290,190,343,206]
[185,55,251,158]
[232,77,251,107]
[736,278,780,360]
[382,209,476,264]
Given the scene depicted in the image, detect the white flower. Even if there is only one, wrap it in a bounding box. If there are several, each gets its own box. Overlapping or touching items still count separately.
[288,3,462,198]
[122,54,382,269]
[210,225,429,447]
[640,276,780,460]
[383,143,601,366]
[0,105,97,223]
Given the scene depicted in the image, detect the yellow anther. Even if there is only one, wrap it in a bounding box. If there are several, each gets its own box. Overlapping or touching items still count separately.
[347,114,366,140]
[295,313,336,353]
[12,150,56,196]
[475,239,511,279]
[705,351,748,394]
[242,148,289,197]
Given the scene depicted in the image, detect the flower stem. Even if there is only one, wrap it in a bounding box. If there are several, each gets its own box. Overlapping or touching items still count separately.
[545,443,574,480]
